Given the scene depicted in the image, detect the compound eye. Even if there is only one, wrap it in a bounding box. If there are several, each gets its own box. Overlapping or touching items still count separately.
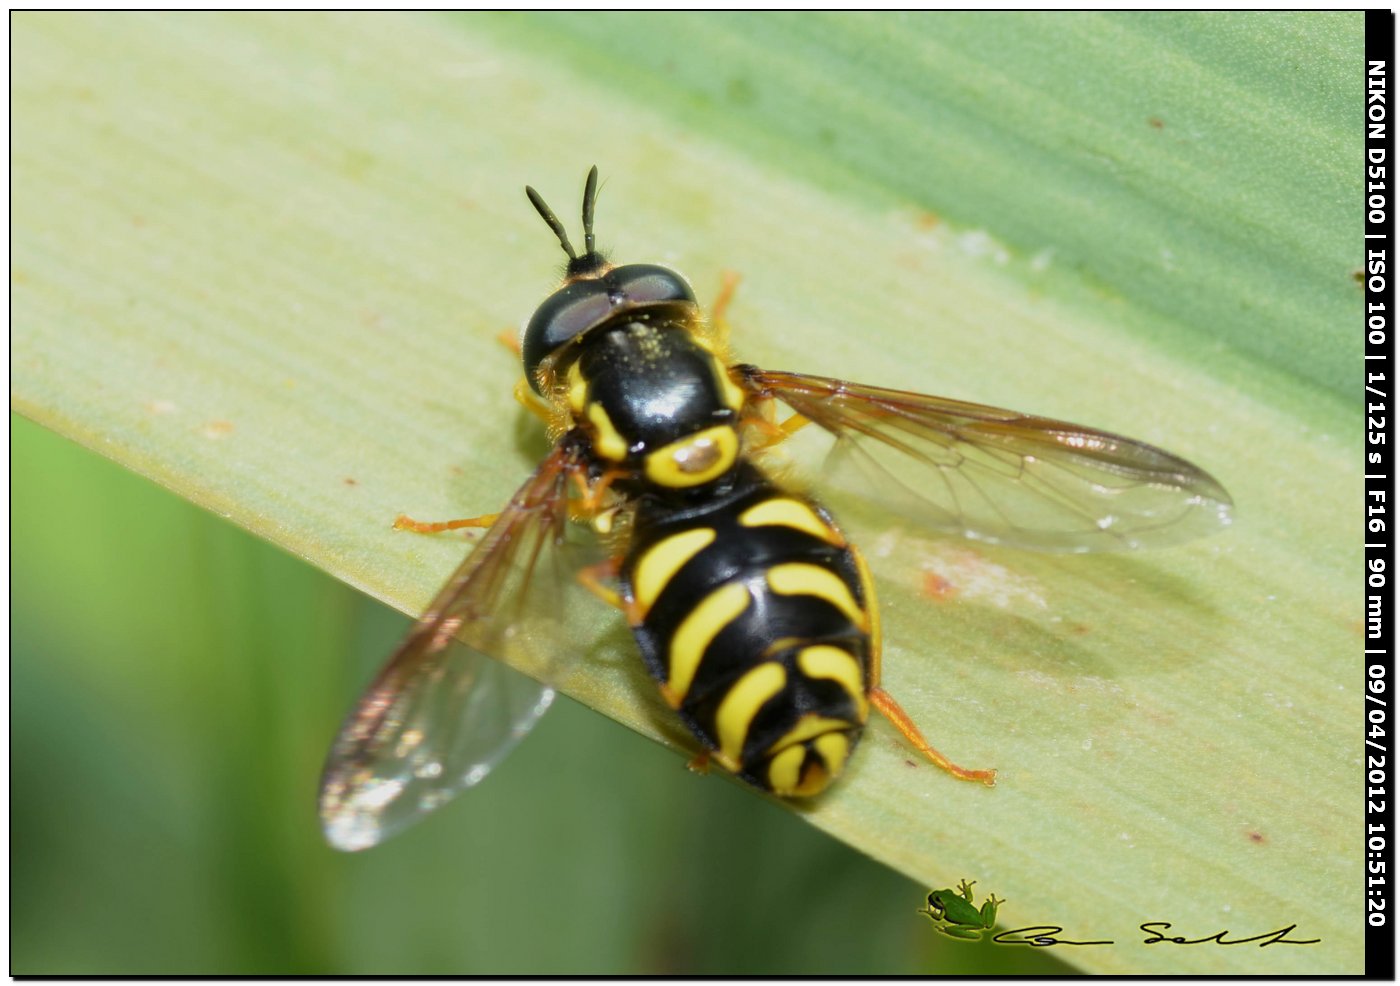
[520,264,697,393]
[521,281,612,391]
[611,264,696,305]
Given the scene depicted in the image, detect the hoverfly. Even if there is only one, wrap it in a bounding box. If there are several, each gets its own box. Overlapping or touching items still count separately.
[319,167,1232,851]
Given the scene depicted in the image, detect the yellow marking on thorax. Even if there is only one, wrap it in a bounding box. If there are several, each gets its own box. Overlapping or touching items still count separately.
[797,645,869,721]
[566,362,589,416]
[666,581,750,704]
[712,357,747,413]
[766,563,869,631]
[587,402,629,461]
[739,498,845,545]
[644,424,738,488]
[714,661,787,766]
[632,528,715,621]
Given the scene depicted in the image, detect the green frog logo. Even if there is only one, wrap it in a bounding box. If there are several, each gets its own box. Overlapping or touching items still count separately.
[920,879,1003,941]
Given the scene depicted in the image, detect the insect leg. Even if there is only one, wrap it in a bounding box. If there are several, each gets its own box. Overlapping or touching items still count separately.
[514,379,555,426]
[756,411,811,448]
[499,329,557,426]
[576,556,626,611]
[868,688,997,786]
[777,412,810,437]
[709,269,742,350]
[569,465,626,517]
[854,538,993,786]
[393,512,500,534]
[741,398,813,452]
[496,326,524,356]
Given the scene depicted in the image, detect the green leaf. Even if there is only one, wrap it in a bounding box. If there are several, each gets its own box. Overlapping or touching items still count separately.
[13,12,1361,973]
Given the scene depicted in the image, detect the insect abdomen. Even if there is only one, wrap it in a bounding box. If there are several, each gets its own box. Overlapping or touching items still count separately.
[622,465,872,797]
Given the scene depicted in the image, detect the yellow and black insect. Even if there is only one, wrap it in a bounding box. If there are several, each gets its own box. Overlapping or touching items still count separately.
[318,167,1232,851]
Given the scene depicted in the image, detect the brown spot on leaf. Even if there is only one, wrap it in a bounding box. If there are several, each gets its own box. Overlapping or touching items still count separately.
[922,572,957,599]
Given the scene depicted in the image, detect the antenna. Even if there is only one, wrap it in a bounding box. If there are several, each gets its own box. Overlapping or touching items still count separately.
[582,165,598,258]
[526,166,605,276]
[525,184,578,261]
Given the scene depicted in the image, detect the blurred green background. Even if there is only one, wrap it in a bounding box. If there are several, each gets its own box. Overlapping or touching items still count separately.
[12,414,1071,974]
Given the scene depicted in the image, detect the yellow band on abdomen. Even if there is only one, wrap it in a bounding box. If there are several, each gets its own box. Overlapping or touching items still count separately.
[667,581,750,703]
[738,497,844,545]
[714,661,787,766]
[797,645,869,721]
[766,563,869,631]
[631,527,715,621]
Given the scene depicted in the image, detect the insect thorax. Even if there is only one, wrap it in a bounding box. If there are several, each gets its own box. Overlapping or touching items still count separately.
[562,314,747,491]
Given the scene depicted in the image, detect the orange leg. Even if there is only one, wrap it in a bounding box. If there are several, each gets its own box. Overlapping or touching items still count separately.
[496,327,523,356]
[751,412,811,450]
[514,379,554,426]
[393,512,499,534]
[570,466,624,515]
[498,328,554,424]
[709,270,741,350]
[577,556,625,610]
[743,397,813,453]
[777,412,810,437]
[869,687,997,786]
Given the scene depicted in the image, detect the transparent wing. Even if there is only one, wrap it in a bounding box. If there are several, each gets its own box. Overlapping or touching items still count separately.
[739,367,1233,553]
[320,442,585,851]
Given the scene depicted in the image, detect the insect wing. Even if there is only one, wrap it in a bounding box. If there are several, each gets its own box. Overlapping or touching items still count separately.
[320,444,582,851]
[741,368,1232,552]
